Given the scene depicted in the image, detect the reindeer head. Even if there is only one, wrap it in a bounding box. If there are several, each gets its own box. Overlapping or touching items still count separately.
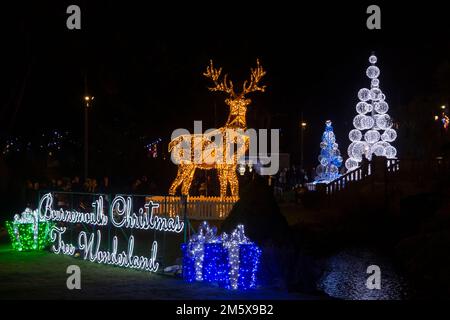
[203,60,266,129]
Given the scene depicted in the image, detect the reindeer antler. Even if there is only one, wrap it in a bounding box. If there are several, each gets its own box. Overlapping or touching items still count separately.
[203,60,236,98]
[241,59,266,97]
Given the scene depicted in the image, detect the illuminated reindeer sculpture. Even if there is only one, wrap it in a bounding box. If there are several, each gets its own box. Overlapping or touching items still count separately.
[168,60,266,197]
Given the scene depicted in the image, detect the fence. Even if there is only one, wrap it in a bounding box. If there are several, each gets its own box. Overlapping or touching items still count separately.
[147,196,238,220]
[305,158,401,194]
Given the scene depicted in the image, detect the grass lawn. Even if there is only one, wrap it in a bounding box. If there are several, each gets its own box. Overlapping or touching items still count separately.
[0,245,316,300]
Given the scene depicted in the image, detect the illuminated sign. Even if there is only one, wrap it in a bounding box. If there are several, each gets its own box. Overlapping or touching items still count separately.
[36,193,184,273]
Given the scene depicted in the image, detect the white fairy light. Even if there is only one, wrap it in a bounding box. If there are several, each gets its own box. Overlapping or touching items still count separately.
[385,145,397,159]
[345,158,359,171]
[346,53,397,171]
[349,141,367,161]
[358,88,371,101]
[371,79,380,87]
[362,115,375,130]
[375,114,393,130]
[366,66,380,79]
[381,128,397,142]
[353,115,366,130]
[356,102,370,114]
[375,101,389,114]
[370,88,383,101]
[349,129,362,142]
[364,130,381,144]
[222,224,251,290]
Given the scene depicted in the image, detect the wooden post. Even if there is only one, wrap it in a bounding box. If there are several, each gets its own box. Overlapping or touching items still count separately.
[181,195,188,243]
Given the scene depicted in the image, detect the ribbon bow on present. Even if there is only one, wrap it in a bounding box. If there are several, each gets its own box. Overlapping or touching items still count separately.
[222,224,253,289]
[201,221,220,243]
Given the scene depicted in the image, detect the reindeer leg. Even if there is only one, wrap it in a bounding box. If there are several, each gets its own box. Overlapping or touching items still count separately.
[169,165,185,195]
[218,167,228,198]
[181,165,196,195]
[228,166,239,197]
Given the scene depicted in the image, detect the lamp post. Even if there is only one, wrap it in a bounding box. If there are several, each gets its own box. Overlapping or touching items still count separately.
[83,95,94,180]
[300,112,307,170]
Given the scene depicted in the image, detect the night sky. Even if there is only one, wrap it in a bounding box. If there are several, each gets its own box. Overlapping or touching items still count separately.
[3,1,450,169]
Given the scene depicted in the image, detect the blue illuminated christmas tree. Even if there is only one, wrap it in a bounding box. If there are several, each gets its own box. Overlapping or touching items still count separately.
[315,120,343,183]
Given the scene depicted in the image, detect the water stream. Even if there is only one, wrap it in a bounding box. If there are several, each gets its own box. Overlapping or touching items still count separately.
[317,248,410,300]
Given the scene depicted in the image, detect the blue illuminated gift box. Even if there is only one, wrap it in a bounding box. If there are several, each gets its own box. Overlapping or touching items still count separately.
[181,222,261,290]
[181,243,196,282]
[202,243,229,285]
[233,243,261,290]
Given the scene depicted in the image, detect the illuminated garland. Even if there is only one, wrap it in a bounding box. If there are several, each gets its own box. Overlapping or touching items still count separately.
[182,221,261,290]
[5,209,53,251]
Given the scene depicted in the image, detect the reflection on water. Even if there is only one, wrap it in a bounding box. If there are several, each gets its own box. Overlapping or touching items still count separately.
[317,248,410,300]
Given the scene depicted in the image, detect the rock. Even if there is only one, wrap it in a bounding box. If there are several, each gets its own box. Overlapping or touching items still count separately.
[220,176,327,294]
[220,175,290,246]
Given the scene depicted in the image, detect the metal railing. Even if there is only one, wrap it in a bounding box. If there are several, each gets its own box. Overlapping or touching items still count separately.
[304,159,402,196]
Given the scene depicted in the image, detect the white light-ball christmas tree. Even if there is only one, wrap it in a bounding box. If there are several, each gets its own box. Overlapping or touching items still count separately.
[345,54,397,171]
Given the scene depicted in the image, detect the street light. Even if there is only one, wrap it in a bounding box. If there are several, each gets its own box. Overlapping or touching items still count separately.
[84,95,94,107]
[83,95,94,179]
[441,105,446,110]
[300,114,307,170]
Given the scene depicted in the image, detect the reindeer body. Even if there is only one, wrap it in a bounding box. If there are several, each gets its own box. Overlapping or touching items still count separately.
[168,60,266,197]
